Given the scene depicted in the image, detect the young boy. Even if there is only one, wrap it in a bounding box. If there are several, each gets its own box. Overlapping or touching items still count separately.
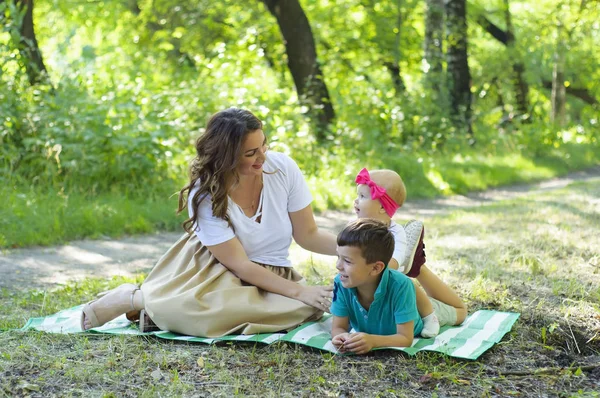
[331,219,466,354]
[331,218,421,354]
[353,167,467,338]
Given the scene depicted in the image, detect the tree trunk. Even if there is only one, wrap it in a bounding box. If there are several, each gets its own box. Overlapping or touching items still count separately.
[542,80,597,105]
[445,0,472,137]
[503,0,529,117]
[551,25,566,126]
[15,0,49,85]
[387,0,405,94]
[261,0,335,140]
[423,0,444,94]
[385,61,404,94]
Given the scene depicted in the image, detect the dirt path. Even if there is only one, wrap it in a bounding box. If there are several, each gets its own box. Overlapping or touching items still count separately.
[2,166,599,290]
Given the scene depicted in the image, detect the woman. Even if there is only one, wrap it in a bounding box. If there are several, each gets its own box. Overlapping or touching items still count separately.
[81,108,338,337]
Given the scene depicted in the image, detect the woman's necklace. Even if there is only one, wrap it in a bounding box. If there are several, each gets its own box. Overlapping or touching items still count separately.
[239,175,262,211]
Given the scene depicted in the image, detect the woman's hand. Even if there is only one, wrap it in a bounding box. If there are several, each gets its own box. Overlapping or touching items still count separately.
[297,285,333,312]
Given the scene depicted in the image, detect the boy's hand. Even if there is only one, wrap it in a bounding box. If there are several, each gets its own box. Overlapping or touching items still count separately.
[332,333,351,353]
[343,332,376,355]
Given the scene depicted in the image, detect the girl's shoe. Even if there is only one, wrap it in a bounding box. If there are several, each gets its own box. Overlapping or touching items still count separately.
[80,283,139,331]
[402,220,426,277]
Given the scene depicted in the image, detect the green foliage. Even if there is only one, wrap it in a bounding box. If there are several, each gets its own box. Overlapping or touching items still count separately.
[0,0,598,247]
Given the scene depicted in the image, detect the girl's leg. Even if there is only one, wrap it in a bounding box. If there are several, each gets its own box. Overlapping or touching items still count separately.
[416,266,467,324]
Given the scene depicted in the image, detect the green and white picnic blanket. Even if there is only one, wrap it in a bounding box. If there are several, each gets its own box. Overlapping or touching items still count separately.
[21,306,519,360]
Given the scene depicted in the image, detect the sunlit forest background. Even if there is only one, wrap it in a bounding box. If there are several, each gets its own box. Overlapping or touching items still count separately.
[1,0,599,247]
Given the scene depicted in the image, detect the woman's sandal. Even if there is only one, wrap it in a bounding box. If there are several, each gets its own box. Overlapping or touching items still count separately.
[80,283,139,331]
[139,309,161,333]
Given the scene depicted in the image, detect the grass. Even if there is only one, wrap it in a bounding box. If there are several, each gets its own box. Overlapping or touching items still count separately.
[2,142,599,249]
[309,142,600,211]
[0,185,185,249]
[1,178,599,396]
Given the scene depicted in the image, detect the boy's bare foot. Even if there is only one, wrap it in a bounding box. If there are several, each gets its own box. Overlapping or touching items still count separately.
[80,283,139,331]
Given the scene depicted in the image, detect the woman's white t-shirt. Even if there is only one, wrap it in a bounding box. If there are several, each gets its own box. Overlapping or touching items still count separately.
[188,151,312,267]
[389,221,408,266]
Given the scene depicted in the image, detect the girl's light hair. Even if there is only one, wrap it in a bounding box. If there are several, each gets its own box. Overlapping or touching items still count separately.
[369,169,407,207]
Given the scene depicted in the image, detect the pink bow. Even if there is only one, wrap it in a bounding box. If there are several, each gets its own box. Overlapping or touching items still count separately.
[355,168,399,217]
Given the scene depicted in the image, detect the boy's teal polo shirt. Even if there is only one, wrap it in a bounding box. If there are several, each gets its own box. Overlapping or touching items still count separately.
[330,267,424,336]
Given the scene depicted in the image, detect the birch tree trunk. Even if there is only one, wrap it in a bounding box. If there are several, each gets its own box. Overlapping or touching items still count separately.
[503,0,529,117]
[423,0,445,94]
[387,0,406,94]
[551,24,566,126]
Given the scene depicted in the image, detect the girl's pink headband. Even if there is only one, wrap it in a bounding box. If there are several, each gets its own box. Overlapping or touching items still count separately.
[355,168,399,217]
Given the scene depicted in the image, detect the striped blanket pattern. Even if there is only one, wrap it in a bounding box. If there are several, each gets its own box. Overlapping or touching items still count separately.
[21,307,519,360]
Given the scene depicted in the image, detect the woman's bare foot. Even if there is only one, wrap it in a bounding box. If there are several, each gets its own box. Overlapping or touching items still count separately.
[81,283,140,331]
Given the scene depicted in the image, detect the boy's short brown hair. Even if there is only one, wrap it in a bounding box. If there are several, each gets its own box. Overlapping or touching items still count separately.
[337,219,395,265]
[369,169,407,207]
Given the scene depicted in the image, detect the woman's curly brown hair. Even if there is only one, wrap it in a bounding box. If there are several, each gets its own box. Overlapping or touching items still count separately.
[178,108,263,232]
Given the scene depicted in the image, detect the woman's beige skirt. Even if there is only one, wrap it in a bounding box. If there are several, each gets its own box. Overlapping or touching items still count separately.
[140,233,322,337]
